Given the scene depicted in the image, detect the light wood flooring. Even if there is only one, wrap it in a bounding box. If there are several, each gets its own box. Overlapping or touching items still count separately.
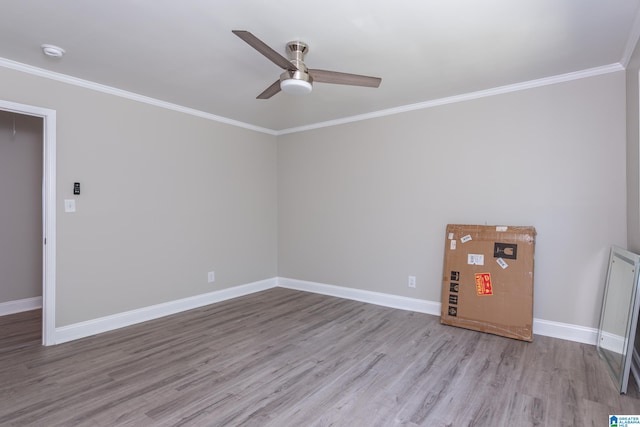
[1,288,640,426]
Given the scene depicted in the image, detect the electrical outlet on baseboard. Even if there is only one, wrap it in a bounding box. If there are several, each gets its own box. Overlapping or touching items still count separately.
[207,271,215,283]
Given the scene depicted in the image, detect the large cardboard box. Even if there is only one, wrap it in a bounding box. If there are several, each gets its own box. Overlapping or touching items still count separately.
[440,224,536,341]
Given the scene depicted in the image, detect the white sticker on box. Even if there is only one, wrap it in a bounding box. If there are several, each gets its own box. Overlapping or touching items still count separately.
[496,226,508,232]
[496,258,509,269]
[448,232,454,240]
[461,234,472,243]
[450,240,457,250]
[467,254,484,265]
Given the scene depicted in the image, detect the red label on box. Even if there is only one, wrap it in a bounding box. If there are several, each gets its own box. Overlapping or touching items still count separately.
[475,273,493,296]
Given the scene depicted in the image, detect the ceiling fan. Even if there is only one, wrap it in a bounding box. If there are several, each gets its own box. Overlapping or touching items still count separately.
[232,30,382,99]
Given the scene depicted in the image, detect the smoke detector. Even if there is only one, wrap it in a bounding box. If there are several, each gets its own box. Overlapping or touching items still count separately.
[41,44,65,58]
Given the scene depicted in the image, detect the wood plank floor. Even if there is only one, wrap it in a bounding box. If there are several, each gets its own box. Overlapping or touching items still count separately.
[1,288,639,426]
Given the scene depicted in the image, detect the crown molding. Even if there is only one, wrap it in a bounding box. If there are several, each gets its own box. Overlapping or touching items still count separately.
[276,63,624,135]
[0,57,277,136]
[0,56,623,137]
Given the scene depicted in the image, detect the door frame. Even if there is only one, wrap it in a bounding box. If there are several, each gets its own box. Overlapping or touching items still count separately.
[0,100,56,345]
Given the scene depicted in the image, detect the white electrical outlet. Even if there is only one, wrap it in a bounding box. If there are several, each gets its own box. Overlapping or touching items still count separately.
[207,271,215,283]
[408,276,416,288]
[64,199,76,213]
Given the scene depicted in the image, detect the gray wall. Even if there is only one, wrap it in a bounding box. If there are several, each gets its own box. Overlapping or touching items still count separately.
[0,64,628,332]
[625,34,640,368]
[0,66,278,326]
[278,72,627,329]
[0,111,43,303]
[627,41,640,254]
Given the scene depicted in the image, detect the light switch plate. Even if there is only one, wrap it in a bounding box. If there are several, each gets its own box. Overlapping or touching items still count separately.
[64,199,76,213]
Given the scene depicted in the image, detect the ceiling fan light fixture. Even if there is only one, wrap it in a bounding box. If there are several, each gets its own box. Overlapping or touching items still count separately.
[280,79,312,95]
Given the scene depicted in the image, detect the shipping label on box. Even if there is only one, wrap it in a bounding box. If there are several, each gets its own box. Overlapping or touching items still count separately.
[440,224,536,341]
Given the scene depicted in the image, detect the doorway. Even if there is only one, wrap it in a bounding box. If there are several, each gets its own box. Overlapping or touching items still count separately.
[0,111,42,333]
[0,100,56,345]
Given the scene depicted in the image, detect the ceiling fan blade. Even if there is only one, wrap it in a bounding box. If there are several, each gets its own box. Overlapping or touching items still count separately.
[257,80,282,99]
[309,69,381,88]
[232,30,297,72]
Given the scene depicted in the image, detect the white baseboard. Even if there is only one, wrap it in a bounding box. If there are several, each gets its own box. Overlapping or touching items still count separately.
[278,277,599,345]
[532,318,598,345]
[51,276,599,346]
[277,277,441,315]
[54,278,277,345]
[597,331,626,353]
[0,296,42,316]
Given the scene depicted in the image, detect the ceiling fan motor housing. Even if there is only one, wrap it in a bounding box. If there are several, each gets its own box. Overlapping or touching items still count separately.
[280,41,312,84]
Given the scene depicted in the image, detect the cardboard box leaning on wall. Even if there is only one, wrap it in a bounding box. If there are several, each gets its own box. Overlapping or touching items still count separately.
[440,224,536,342]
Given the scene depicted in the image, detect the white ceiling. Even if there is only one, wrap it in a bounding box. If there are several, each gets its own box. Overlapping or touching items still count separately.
[1,0,639,132]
